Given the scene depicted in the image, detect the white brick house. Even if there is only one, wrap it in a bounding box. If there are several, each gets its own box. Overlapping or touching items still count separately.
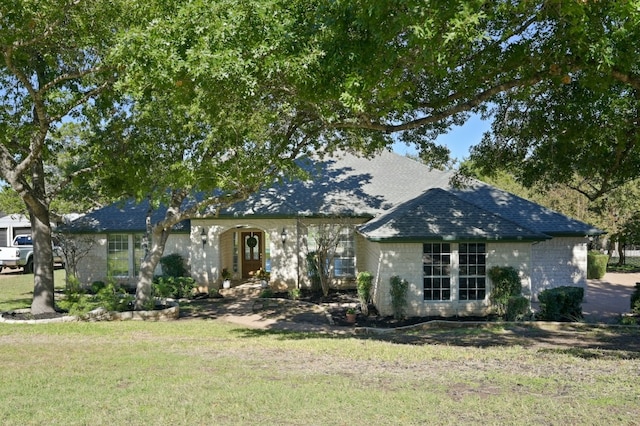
[66,150,601,317]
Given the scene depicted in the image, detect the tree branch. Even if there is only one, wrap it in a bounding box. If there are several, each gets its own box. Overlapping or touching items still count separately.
[331,74,545,133]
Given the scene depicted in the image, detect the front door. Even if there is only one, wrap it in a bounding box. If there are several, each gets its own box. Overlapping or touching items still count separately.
[241,231,263,278]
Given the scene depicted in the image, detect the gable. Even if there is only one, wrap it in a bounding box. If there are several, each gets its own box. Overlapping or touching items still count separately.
[358,188,549,242]
[216,150,455,218]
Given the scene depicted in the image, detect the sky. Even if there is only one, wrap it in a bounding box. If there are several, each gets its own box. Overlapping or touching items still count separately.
[392,114,491,163]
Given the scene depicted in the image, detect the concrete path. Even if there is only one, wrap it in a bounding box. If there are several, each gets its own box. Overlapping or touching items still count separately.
[583,272,639,323]
[210,272,640,329]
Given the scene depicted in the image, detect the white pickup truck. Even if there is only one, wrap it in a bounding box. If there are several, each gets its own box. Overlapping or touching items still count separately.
[0,235,64,274]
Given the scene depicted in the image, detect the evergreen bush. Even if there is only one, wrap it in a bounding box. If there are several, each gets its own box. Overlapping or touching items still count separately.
[537,286,584,321]
[159,253,188,277]
[630,282,640,314]
[587,251,608,279]
[488,266,523,318]
[389,275,408,320]
[356,271,373,316]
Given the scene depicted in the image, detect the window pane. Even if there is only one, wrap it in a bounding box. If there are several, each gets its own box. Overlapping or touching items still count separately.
[108,234,129,277]
[134,235,144,276]
[333,229,355,277]
[459,244,487,301]
[423,244,451,301]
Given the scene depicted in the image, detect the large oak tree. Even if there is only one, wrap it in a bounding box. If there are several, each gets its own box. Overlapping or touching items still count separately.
[0,0,130,314]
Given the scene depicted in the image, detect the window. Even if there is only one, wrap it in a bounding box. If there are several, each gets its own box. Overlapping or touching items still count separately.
[333,229,355,277]
[133,235,145,276]
[305,225,355,278]
[423,243,451,301]
[459,243,486,301]
[108,234,144,277]
[108,234,129,277]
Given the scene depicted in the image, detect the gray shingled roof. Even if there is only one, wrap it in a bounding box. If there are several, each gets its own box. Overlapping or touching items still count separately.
[358,188,549,242]
[66,199,190,233]
[451,182,602,237]
[217,150,453,217]
[66,149,602,240]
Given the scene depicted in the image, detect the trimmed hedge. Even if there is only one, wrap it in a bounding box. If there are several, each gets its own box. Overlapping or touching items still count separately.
[631,283,640,314]
[537,286,584,321]
[159,253,188,277]
[587,251,608,279]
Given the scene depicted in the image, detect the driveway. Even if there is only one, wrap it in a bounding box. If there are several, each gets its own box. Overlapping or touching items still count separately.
[583,272,639,323]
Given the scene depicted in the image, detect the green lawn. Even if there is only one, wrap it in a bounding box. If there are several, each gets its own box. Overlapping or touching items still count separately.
[608,256,640,272]
[1,272,639,425]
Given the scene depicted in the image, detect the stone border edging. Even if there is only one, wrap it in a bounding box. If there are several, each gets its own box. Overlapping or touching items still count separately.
[354,319,640,335]
[0,299,179,324]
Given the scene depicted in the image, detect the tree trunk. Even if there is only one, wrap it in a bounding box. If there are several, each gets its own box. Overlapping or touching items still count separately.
[29,208,56,315]
[134,225,170,310]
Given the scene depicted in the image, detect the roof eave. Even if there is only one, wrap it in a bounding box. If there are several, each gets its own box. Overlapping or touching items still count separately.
[359,234,551,243]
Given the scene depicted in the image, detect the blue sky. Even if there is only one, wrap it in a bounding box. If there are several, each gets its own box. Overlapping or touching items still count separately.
[393,114,491,163]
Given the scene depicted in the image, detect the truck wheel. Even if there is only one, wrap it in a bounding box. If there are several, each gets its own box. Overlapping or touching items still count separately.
[23,258,34,274]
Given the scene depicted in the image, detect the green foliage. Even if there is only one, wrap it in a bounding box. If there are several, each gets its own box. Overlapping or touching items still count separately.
[587,251,608,279]
[159,253,188,277]
[356,271,373,316]
[389,276,408,320]
[468,2,640,203]
[91,281,107,294]
[306,252,321,293]
[58,277,133,315]
[221,268,232,280]
[488,266,523,319]
[95,282,134,312]
[288,288,301,301]
[259,288,274,299]
[152,276,195,299]
[506,296,530,322]
[537,286,585,322]
[630,283,640,315]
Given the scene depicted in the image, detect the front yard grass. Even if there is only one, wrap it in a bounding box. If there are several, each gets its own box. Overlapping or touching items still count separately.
[1,271,639,424]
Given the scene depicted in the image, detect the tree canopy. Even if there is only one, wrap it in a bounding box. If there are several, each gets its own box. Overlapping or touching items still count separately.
[469,1,640,201]
[4,0,640,312]
[0,0,131,313]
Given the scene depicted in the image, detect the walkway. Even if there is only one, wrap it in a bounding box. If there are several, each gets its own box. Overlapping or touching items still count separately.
[583,272,639,323]
[184,272,640,329]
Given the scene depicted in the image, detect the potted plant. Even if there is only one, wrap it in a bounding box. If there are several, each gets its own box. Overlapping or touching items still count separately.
[221,268,232,289]
[345,307,357,324]
[256,268,270,288]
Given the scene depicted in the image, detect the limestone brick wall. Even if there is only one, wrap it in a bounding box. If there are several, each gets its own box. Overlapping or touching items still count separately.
[194,218,299,291]
[361,240,534,318]
[530,237,588,300]
[73,233,191,288]
[75,234,108,285]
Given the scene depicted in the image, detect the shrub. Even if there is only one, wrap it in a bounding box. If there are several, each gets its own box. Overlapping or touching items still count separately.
[96,282,134,312]
[159,253,188,277]
[587,251,608,279]
[153,276,195,299]
[288,287,301,300]
[259,288,274,298]
[506,296,530,321]
[537,286,584,321]
[389,275,408,320]
[631,282,640,314]
[488,266,522,319]
[356,271,373,316]
[90,280,106,294]
[306,252,321,293]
